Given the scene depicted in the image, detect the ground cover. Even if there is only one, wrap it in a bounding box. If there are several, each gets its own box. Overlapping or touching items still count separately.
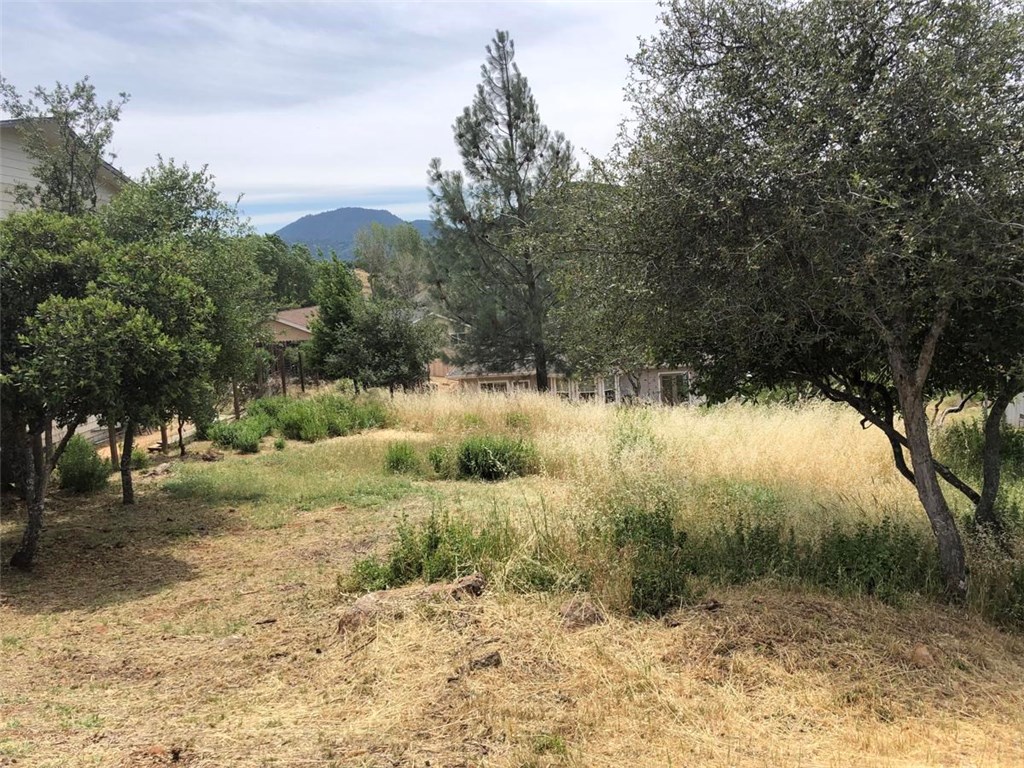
[1,393,1022,766]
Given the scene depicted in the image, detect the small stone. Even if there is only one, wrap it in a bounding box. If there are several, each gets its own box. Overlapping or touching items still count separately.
[909,643,935,668]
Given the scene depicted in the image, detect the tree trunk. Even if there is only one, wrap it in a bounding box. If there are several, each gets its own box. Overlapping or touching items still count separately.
[44,419,54,462]
[232,381,241,420]
[160,423,169,452]
[120,420,135,505]
[534,342,549,393]
[178,416,187,458]
[107,423,119,467]
[975,388,1014,531]
[896,384,967,599]
[298,350,306,393]
[9,428,42,570]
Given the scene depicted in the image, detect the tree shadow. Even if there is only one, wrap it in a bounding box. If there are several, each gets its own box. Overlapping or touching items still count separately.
[0,481,235,614]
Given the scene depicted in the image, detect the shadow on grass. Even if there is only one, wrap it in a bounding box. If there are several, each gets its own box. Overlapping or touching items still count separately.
[0,482,234,615]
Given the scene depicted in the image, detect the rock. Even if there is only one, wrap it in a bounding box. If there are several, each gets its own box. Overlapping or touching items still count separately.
[449,650,503,681]
[559,595,605,630]
[337,573,487,635]
[200,450,223,462]
[141,463,172,478]
[909,643,936,668]
[422,572,486,600]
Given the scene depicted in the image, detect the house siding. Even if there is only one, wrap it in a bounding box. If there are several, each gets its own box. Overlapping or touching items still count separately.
[1008,394,1024,429]
[1,124,121,217]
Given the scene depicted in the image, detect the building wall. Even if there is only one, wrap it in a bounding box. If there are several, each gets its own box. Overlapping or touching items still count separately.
[1008,394,1024,429]
[267,320,312,343]
[1,125,121,218]
[452,368,695,405]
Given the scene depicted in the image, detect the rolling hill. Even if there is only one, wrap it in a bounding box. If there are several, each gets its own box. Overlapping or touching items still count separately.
[274,207,433,260]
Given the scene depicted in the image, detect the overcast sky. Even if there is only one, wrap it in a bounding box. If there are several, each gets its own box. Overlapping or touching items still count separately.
[1,1,661,232]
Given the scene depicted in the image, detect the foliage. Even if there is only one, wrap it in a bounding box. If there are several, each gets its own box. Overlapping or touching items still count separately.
[249,234,317,308]
[427,30,577,390]
[57,435,110,494]
[208,416,272,454]
[589,0,1024,595]
[455,435,540,481]
[0,75,128,215]
[310,257,440,391]
[934,419,1024,482]
[384,441,420,475]
[353,222,429,304]
[309,257,364,383]
[130,447,150,471]
[274,437,286,451]
[607,503,691,616]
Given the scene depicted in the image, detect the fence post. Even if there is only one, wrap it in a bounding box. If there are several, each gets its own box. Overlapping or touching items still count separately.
[278,345,287,397]
[298,349,306,393]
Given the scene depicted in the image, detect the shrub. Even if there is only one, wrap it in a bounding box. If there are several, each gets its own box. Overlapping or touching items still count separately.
[57,435,110,493]
[274,437,286,451]
[456,435,539,481]
[384,441,420,474]
[934,418,1024,481]
[276,399,328,442]
[130,447,150,470]
[208,416,272,453]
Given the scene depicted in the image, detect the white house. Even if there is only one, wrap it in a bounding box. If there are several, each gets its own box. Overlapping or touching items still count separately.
[1008,394,1024,429]
[0,118,127,217]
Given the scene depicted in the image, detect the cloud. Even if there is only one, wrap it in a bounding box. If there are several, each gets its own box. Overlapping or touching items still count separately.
[1,1,660,230]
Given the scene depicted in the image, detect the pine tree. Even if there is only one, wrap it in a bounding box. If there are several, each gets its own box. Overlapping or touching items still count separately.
[428,31,577,391]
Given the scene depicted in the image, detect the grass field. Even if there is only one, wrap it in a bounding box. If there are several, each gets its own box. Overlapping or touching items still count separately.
[2,393,1022,767]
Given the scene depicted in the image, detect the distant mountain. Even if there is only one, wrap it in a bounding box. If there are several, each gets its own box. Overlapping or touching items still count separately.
[275,207,433,260]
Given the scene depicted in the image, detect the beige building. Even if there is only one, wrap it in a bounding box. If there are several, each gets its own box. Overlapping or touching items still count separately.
[268,306,318,343]
[1,118,127,217]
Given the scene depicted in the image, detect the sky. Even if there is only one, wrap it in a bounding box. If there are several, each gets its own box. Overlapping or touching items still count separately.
[1,1,662,233]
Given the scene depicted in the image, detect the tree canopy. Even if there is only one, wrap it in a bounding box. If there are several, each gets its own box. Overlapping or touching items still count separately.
[427,30,577,390]
[574,0,1024,596]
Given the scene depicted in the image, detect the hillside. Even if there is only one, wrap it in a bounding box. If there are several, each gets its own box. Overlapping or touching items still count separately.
[275,207,433,260]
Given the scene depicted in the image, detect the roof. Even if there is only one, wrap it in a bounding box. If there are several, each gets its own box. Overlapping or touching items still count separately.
[273,306,318,333]
[1,117,131,186]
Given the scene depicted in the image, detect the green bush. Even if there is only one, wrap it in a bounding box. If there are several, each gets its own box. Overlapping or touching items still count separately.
[384,441,420,474]
[57,434,110,493]
[130,447,151,470]
[934,418,1024,481]
[208,416,272,453]
[274,437,286,451]
[276,399,328,442]
[456,435,539,481]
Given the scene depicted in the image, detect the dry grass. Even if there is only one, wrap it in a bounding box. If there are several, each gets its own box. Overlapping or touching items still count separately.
[2,394,1023,767]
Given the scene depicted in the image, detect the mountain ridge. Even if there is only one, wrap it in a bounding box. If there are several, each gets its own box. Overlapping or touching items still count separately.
[275,206,433,260]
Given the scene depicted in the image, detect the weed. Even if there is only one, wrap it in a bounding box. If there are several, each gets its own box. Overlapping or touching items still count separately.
[274,437,286,451]
[384,441,420,474]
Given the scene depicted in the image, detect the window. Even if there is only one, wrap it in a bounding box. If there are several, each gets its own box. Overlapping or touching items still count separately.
[603,376,617,404]
[579,378,597,402]
[513,380,531,391]
[660,372,690,406]
[554,377,570,400]
[480,381,508,393]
